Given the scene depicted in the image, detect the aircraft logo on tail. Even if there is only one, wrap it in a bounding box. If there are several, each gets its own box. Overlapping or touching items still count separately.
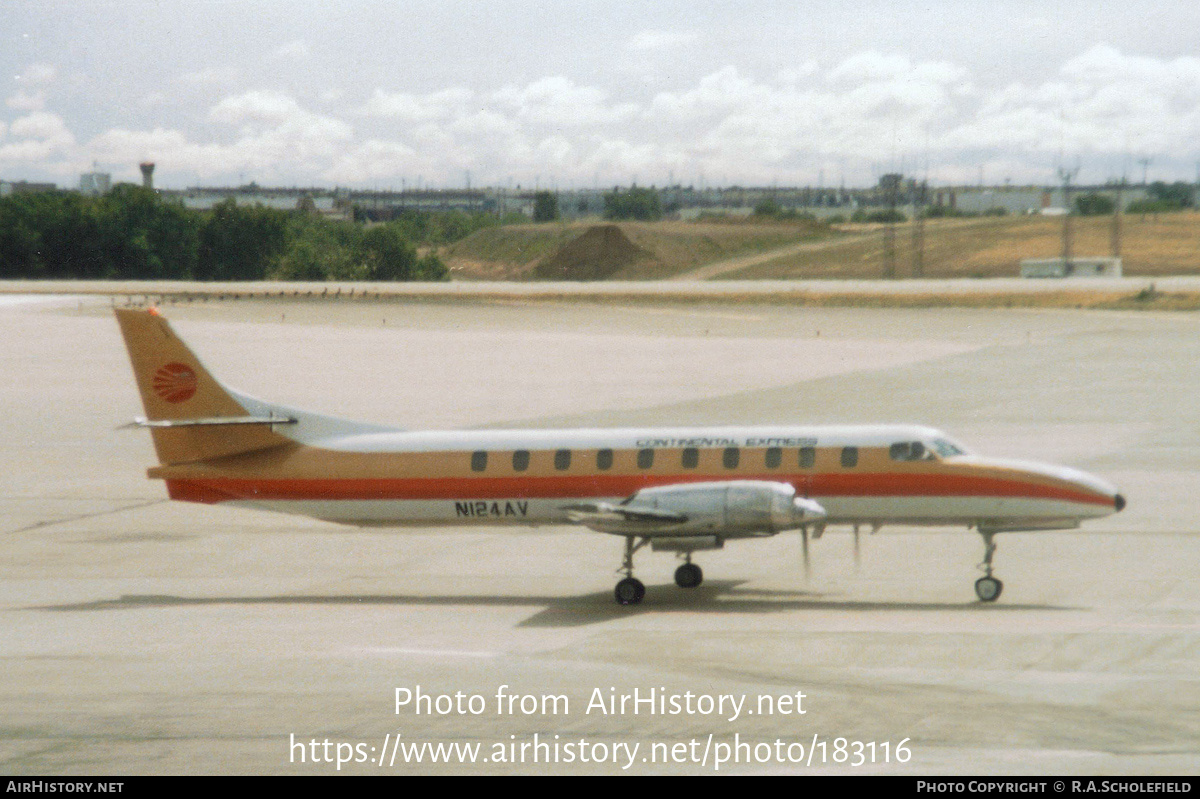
[152,363,198,403]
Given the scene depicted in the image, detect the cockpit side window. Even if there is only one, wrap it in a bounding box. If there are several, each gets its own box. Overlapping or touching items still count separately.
[890,441,934,461]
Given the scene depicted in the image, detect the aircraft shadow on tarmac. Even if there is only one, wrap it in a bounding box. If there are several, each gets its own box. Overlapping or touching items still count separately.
[30,581,1077,628]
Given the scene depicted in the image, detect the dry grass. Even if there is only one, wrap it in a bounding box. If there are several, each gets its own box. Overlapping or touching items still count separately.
[444,218,830,280]
[729,212,1200,280]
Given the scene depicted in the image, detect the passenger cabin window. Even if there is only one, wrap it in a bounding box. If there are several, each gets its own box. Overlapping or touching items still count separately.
[841,446,858,468]
[512,450,530,471]
[799,447,816,468]
[723,447,740,469]
[682,448,699,469]
[597,449,613,470]
[637,448,655,469]
[471,451,488,472]
[554,449,571,471]
[765,447,782,468]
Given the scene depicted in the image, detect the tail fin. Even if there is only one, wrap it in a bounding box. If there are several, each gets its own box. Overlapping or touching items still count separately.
[115,308,292,465]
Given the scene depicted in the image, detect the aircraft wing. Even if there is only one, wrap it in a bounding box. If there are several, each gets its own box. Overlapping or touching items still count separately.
[560,480,825,537]
[562,501,688,532]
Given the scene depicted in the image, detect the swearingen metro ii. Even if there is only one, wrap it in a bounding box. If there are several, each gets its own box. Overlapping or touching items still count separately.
[116,308,1125,605]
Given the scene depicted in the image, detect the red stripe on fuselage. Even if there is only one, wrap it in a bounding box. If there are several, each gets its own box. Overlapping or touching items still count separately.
[163,470,1112,507]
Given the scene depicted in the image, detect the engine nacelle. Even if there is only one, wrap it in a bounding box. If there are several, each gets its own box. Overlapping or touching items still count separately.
[629,481,825,538]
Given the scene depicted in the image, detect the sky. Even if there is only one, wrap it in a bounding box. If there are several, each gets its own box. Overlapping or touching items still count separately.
[3,0,1200,190]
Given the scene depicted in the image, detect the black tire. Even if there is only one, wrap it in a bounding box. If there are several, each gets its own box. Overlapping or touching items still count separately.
[674,562,703,589]
[615,577,646,605]
[974,576,1003,602]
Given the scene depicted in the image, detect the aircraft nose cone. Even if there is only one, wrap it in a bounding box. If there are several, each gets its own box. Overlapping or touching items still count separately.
[1114,493,1126,512]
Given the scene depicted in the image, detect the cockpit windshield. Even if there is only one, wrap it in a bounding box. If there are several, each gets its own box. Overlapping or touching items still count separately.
[889,437,970,461]
[930,438,968,458]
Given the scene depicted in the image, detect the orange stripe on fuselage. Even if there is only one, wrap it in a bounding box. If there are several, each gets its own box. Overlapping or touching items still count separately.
[163,470,1111,508]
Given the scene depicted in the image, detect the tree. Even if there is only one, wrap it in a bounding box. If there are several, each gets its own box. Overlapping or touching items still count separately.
[197,199,289,280]
[877,173,904,193]
[1147,181,1194,209]
[359,223,419,280]
[0,191,106,278]
[533,191,559,222]
[603,186,662,221]
[269,218,361,281]
[1075,193,1115,216]
[753,198,781,217]
[96,185,198,279]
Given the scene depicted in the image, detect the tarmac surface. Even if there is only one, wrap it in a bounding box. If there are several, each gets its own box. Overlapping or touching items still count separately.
[1,292,1198,774]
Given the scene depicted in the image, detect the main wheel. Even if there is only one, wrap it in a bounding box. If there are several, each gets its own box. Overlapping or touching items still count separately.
[674,562,703,589]
[614,577,646,605]
[974,576,1003,602]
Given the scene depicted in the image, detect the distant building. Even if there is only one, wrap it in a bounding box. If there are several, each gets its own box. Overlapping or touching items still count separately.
[952,186,1150,215]
[80,171,112,196]
[0,179,57,197]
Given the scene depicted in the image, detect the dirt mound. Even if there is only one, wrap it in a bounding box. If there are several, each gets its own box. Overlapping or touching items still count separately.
[533,225,650,281]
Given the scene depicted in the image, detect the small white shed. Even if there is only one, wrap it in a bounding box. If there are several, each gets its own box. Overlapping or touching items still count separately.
[1020,257,1123,278]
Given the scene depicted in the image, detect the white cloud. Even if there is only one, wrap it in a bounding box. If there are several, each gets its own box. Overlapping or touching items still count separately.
[0,112,76,166]
[271,40,311,61]
[178,67,239,88]
[627,30,697,51]
[777,62,820,84]
[6,90,45,112]
[493,76,638,127]
[361,87,473,123]
[15,63,56,87]
[210,90,305,127]
[8,44,1200,189]
[10,111,72,142]
[947,44,1200,160]
[324,139,420,184]
[827,51,914,84]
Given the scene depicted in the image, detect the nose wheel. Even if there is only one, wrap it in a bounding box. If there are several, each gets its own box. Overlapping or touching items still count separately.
[614,536,648,606]
[974,575,1003,602]
[975,532,1003,602]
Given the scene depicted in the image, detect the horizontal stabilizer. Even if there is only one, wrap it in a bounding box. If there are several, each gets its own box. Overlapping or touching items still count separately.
[126,415,297,429]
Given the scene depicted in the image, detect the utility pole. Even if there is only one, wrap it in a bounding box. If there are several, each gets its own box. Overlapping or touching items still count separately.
[881,173,899,279]
[1111,176,1125,258]
[1138,157,1152,187]
[1059,165,1080,273]
[911,178,926,278]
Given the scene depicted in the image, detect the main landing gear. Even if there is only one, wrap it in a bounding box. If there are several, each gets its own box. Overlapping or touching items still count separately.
[613,538,706,605]
[674,557,703,589]
[974,531,1003,602]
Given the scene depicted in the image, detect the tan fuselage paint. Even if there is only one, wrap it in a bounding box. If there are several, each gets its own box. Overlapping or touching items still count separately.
[149,443,1111,510]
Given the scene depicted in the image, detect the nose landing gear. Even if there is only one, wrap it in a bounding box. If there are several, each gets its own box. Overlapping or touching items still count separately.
[974,532,1003,602]
[614,536,648,605]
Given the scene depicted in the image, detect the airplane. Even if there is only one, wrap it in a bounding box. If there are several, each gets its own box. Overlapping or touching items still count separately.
[114,307,1125,606]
